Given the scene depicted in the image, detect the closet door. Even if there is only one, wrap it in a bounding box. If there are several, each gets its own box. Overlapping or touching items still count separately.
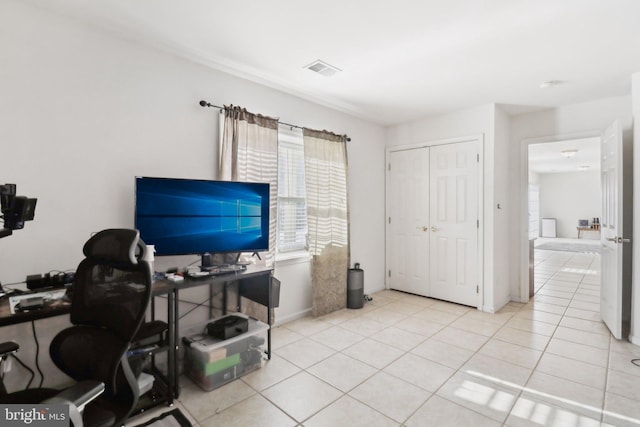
[428,141,479,306]
[386,147,430,296]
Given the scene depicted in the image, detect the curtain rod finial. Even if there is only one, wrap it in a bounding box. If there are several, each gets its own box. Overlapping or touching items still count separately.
[199,100,209,107]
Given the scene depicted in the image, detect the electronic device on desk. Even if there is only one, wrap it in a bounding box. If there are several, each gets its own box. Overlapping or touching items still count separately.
[0,183,37,239]
[134,176,269,270]
[206,314,249,340]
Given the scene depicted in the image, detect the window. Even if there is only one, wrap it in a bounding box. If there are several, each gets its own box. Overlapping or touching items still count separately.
[277,126,308,253]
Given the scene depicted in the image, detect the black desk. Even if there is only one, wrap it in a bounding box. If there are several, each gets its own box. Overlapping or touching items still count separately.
[0,265,276,405]
[153,264,276,400]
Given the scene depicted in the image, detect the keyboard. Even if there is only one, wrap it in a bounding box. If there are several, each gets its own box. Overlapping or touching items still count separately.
[186,264,247,279]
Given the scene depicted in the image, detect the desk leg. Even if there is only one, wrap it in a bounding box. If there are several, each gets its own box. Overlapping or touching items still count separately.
[267,286,272,360]
[166,289,180,401]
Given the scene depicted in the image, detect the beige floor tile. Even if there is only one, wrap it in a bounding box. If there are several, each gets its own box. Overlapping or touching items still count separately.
[304,395,398,427]
[608,349,640,377]
[342,338,404,369]
[494,327,551,351]
[411,307,461,325]
[308,325,365,351]
[283,316,333,336]
[270,325,304,349]
[559,316,609,336]
[383,300,427,315]
[261,371,342,423]
[369,325,427,351]
[435,371,519,423]
[179,378,256,421]
[241,355,301,391]
[526,301,567,315]
[276,337,336,369]
[461,353,533,387]
[362,307,408,325]
[431,326,489,352]
[536,288,575,299]
[535,353,607,389]
[506,395,602,427]
[410,337,475,369]
[513,309,562,325]
[339,316,388,336]
[429,300,472,315]
[450,316,504,337]
[569,300,601,312]
[406,395,501,427]
[349,371,431,423]
[395,316,445,337]
[384,353,455,392]
[198,394,295,427]
[316,308,359,325]
[607,369,640,400]
[545,337,609,368]
[564,307,602,322]
[532,294,571,307]
[522,371,604,420]
[553,326,610,350]
[306,353,377,392]
[603,392,640,427]
[478,339,542,369]
[505,317,558,337]
[572,293,600,304]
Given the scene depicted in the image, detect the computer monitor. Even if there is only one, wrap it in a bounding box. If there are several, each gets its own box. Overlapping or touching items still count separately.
[134,177,270,261]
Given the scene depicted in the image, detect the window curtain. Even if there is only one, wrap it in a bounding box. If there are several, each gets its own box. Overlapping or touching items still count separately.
[303,128,350,317]
[219,106,278,324]
[219,105,278,267]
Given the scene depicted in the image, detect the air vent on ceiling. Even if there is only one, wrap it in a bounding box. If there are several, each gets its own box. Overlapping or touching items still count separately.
[305,60,341,77]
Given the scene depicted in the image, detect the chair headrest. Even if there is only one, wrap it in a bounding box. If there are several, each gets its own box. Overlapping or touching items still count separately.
[82,229,143,265]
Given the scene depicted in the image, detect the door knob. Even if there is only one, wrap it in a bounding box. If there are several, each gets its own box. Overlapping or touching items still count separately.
[606,237,617,242]
[416,226,428,232]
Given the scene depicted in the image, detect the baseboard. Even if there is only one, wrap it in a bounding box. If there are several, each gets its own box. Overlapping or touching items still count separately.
[629,333,640,346]
[274,308,311,326]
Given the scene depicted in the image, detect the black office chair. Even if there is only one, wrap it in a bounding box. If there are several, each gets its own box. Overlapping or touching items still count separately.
[49,228,158,427]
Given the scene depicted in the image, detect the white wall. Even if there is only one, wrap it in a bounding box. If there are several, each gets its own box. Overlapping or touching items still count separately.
[0,0,385,388]
[385,104,511,312]
[509,95,633,300]
[538,171,601,238]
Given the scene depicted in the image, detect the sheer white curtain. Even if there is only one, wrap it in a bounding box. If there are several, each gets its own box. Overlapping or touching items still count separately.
[219,105,278,267]
[303,128,350,317]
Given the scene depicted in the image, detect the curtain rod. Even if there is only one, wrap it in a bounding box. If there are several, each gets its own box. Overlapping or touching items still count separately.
[199,100,350,142]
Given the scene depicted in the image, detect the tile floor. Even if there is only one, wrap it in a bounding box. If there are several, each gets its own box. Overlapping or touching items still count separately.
[129,243,640,427]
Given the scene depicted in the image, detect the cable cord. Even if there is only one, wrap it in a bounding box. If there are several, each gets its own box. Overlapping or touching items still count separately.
[9,354,36,389]
[31,321,44,388]
[631,358,640,367]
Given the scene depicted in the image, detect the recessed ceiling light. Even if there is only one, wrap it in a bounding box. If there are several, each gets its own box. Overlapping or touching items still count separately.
[304,60,341,77]
[540,80,566,89]
[561,149,578,158]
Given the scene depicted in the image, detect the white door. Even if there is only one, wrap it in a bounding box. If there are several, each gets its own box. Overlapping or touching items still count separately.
[387,148,430,296]
[429,141,479,306]
[601,120,624,339]
[386,140,479,306]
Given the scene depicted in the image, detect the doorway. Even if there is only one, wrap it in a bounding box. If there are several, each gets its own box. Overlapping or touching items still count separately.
[526,137,602,318]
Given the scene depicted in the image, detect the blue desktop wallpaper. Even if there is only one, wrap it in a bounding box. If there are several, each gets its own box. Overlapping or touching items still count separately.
[135,177,270,255]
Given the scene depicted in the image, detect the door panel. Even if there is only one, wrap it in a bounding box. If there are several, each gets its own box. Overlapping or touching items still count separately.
[387,148,430,296]
[601,120,623,339]
[429,141,479,306]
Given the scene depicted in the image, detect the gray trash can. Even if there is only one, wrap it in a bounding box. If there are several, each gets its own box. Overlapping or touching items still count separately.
[347,263,364,309]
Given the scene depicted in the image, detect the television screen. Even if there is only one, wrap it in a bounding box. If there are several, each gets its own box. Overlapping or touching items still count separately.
[135,177,270,256]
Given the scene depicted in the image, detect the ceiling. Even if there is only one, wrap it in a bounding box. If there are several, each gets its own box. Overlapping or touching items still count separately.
[24,0,640,126]
[528,137,600,174]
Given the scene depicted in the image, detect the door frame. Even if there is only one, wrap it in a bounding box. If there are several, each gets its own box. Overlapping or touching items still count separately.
[385,134,484,309]
[518,130,602,302]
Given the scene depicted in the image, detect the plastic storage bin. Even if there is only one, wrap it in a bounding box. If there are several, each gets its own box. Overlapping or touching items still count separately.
[183,313,268,391]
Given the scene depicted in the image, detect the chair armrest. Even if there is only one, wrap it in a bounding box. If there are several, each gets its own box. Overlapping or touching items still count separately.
[42,381,105,427]
[0,341,19,357]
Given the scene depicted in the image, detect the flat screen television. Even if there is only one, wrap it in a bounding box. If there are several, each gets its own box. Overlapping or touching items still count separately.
[135,177,270,258]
